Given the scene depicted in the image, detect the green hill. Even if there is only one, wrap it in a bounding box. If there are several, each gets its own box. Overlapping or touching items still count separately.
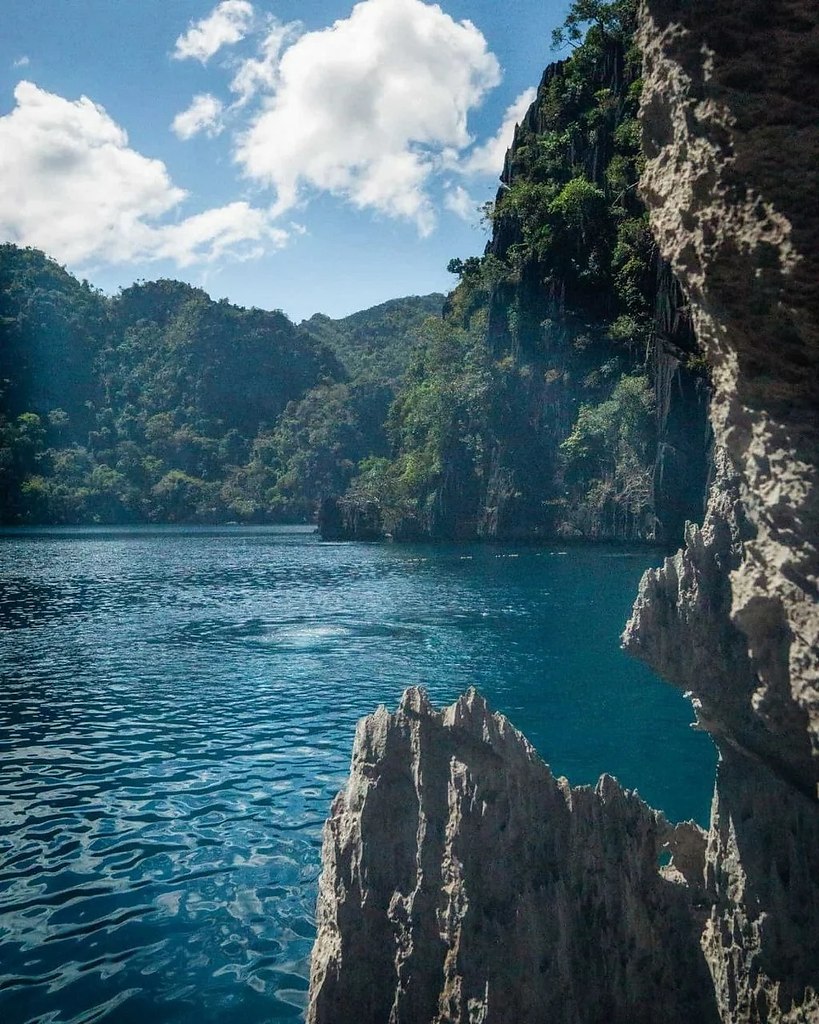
[300,293,444,382]
[327,0,710,545]
[0,247,442,525]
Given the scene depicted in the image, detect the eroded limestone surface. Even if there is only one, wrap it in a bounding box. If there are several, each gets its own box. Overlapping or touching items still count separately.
[634,0,819,788]
[308,687,716,1024]
[307,2,819,1020]
[625,1,819,1018]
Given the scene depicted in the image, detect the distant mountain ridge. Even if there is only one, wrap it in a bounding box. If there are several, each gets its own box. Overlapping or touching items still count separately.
[0,243,441,524]
[299,293,445,382]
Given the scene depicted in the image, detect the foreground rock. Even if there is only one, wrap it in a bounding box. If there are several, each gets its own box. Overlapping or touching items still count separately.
[624,0,819,1018]
[308,687,716,1024]
[635,0,819,787]
[624,451,819,1022]
[308,2,819,1021]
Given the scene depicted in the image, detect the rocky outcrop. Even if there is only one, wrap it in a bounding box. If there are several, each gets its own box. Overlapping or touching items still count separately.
[308,3,819,1021]
[634,0,819,783]
[308,688,717,1024]
[623,0,819,1018]
[317,496,383,542]
[624,449,819,1021]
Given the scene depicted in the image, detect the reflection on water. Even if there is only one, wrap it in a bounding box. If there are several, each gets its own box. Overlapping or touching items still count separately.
[0,526,715,1023]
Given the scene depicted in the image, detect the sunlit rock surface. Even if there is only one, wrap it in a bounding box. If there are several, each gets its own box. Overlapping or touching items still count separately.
[307,1,819,1020]
[308,687,716,1024]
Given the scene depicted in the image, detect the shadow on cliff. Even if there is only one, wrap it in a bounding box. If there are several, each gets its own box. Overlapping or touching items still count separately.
[708,749,819,1020]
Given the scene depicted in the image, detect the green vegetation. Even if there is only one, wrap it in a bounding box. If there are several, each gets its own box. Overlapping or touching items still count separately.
[265,379,394,519]
[559,373,655,534]
[330,0,696,542]
[550,0,636,49]
[300,294,444,382]
[1,0,706,540]
[0,244,440,524]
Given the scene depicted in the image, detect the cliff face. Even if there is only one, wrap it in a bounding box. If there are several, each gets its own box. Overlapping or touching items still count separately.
[326,20,712,548]
[482,52,710,546]
[631,0,819,783]
[309,688,717,1024]
[308,2,819,1020]
[624,0,819,1016]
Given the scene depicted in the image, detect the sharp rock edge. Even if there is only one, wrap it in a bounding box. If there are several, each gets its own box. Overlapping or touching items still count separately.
[307,0,819,1020]
[308,687,716,1024]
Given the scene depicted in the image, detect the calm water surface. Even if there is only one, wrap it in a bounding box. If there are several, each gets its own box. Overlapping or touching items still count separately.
[0,526,715,1023]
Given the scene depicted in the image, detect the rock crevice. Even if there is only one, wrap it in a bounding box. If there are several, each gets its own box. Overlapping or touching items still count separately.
[308,688,717,1024]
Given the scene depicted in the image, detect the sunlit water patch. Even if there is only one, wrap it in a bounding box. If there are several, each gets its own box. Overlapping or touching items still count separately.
[0,525,715,1023]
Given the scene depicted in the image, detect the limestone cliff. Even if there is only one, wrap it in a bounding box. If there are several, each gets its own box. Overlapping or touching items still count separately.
[623,0,819,1017]
[307,2,819,1021]
[308,688,716,1024]
[326,15,712,548]
[631,0,819,786]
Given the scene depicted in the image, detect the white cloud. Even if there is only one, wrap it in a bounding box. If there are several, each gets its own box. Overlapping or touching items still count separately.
[229,20,301,104]
[445,184,478,223]
[0,81,286,268]
[154,202,288,266]
[234,0,501,235]
[463,87,536,177]
[172,93,225,139]
[12,56,30,69]
[173,0,254,63]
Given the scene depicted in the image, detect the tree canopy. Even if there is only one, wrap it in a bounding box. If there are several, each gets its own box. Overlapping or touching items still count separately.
[0,245,441,524]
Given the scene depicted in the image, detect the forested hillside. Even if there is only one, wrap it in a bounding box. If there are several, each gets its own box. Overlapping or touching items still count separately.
[300,294,444,382]
[1,1,709,539]
[0,245,440,524]
[325,0,711,545]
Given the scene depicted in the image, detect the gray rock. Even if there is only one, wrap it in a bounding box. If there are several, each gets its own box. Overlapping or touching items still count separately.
[308,687,716,1024]
[628,0,819,1018]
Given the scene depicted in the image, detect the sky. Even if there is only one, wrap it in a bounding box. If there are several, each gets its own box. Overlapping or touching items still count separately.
[0,0,573,321]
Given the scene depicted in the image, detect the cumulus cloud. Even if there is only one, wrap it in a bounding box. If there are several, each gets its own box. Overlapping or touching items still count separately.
[154,202,288,265]
[444,184,479,223]
[234,0,501,235]
[173,0,254,63]
[229,19,301,104]
[172,93,225,139]
[463,87,536,177]
[12,56,30,68]
[0,81,286,268]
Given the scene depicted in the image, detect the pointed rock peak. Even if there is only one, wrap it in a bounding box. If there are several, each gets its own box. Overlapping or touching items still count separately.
[443,687,494,737]
[596,773,626,803]
[458,687,489,717]
[356,703,392,763]
[399,686,433,717]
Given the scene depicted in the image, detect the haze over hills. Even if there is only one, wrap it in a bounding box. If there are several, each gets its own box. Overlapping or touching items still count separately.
[0,244,443,525]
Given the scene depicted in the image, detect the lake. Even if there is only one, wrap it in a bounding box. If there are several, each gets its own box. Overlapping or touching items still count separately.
[0,525,715,1023]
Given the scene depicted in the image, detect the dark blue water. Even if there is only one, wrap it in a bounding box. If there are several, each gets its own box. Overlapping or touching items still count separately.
[0,526,715,1024]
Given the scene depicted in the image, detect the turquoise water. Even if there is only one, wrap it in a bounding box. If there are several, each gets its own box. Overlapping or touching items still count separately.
[0,526,715,1023]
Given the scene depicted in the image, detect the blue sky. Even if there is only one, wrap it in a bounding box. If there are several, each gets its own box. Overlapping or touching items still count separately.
[1,0,572,321]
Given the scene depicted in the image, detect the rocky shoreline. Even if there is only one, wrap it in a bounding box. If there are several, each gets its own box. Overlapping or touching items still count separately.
[308,687,717,1023]
[306,1,819,1020]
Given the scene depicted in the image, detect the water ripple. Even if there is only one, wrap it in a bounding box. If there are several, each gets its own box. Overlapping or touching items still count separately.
[0,525,715,1023]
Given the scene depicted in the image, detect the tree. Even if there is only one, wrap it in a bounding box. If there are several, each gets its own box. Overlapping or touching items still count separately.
[551,0,636,51]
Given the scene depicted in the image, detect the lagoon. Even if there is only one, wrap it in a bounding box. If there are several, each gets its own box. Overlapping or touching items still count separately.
[0,526,715,1023]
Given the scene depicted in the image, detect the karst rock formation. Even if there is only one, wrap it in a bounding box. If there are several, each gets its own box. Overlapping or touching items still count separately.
[307,2,819,1021]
